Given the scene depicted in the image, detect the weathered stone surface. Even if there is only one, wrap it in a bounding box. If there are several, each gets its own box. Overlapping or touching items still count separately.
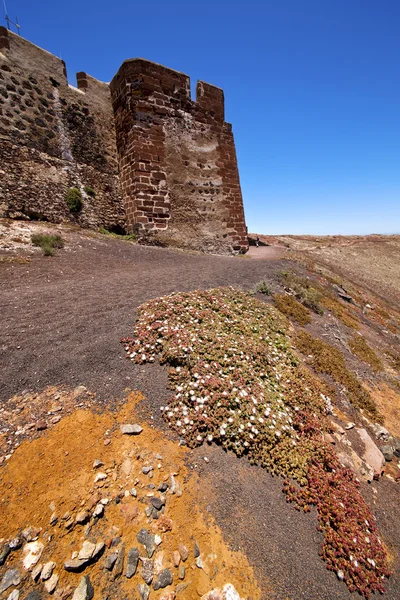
[137,528,155,558]
[153,568,173,590]
[7,589,20,600]
[140,558,154,585]
[137,583,150,600]
[0,569,21,594]
[112,543,125,579]
[45,572,59,594]
[104,552,118,571]
[178,544,188,562]
[370,424,390,441]
[201,584,243,600]
[72,576,94,600]
[193,542,200,558]
[356,428,386,478]
[25,592,42,600]
[0,543,11,566]
[22,540,44,570]
[381,445,394,462]
[75,511,89,524]
[150,496,164,510]
[126,547,139,578]
[41,560,56,580]
[120,424,143,435]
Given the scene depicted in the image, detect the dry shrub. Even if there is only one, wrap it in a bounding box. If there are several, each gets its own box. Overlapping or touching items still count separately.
[349,335,383,372]
[295,330,382,422]
[321,296,359,329]
[273,294,312,325]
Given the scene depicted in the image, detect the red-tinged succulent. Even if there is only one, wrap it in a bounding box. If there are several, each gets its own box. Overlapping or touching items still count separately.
[122,287,391,596]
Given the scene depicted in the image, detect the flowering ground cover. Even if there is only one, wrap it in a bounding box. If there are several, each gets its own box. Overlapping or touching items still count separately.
[122,287,390,597]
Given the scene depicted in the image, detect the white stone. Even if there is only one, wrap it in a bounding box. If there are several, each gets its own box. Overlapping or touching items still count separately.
[22,541,44,570]
[41,561,56,580]
[45,572,59,593]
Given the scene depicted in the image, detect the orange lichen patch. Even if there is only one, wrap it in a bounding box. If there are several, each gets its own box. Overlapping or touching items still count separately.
[366,383,400,438]
[0,388,261,600]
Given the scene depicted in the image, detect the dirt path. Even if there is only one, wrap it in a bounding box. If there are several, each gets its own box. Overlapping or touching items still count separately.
[1,233,399,600]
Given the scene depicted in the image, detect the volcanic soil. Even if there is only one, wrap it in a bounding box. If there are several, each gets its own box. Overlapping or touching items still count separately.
[1,220,399,600]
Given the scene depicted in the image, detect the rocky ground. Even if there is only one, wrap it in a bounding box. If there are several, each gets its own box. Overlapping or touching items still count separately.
[1,220,399,600]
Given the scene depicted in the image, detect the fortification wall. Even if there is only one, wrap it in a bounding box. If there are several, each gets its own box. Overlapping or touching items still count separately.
[0,27,125,230]
[110,59,248,253]
[0,29,248,253]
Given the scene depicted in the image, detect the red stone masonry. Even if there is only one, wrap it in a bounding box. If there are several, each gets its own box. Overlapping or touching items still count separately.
[110,59,248,253]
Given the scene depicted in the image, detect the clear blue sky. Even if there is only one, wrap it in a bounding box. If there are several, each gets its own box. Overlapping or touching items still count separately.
[3,1,400,234]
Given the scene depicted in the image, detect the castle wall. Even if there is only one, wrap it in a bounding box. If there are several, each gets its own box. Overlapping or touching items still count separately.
[0,27,125,230]
[110,60,248,253]
[0,29,248,253]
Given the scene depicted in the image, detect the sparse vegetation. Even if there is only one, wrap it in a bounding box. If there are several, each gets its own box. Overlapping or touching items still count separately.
[273,293,312,325]
[122,288,390,596]
[255,280,271,295]
[31,233,64,257]
[320,296,359,329]
[349,335,383,372]
[66,187,83,213]
[278,271,324,314]
[84,185,96,197]
[98,226,136,242]
[294,330,382,421]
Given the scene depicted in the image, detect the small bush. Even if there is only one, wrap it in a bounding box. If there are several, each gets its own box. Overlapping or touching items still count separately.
[66,187,83,213]
[98,226,136,242]
[274,294,312,325]
[295,330,382,421]
[321,296,359,329]
[349,335,383,372]
[84,186,96,197]
[255,280,271,295]
[31,233,64,257]
[278,271,324,315]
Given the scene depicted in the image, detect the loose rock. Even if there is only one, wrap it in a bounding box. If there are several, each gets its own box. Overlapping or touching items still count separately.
[137,528,156,558]
[112,543,125,579]
[120,424,143,435]
[0,543,11,566]
[137,583,150,600]
[381,445,394,462]
[153,568,172,590]
[75,511,89,524]
[22,540,44,570]
[104,553,118,571]
[178,544,188,562]
[0,569,21,594]
[150,496,164,510]
[7,590,20,600]
[193,542,200,558]
[45,573,59,594]
[72,576,94,600]
[126,547,139,578]
[140,557,154,584]
[41,561,56,580]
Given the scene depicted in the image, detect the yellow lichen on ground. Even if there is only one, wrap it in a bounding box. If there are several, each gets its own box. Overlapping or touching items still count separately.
[0,389,261,600]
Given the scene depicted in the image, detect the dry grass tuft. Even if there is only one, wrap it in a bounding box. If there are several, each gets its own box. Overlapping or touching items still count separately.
[295,330,382,422]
